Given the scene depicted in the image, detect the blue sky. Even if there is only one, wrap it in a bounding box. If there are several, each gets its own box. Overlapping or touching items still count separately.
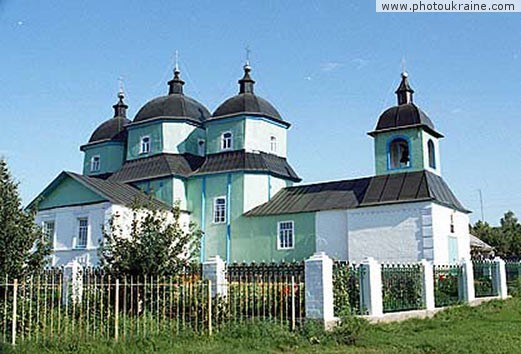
[0,1,519,225]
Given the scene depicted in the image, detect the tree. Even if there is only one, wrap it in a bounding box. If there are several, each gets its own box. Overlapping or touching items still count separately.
[0,159,51,278]
[99,201,202,277]
[471,211,521,259]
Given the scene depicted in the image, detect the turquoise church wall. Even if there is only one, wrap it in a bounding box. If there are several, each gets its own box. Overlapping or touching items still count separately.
[38,177,106,210]
[374,127,425,175]
[206,119,245,154]
[132,177,174,206]
[187,171,313,263]
[82,142,126,176]
[126,123,163,160]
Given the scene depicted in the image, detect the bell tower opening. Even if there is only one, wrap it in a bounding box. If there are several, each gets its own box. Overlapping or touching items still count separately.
[389,138,410,169]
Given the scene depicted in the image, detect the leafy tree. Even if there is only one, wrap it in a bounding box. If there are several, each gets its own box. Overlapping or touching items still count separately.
[471,211,521,258]
[0,159,51,278]
[99,201,202,277]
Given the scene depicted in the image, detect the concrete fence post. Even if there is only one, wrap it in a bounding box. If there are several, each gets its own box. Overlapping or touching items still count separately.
[359,257,383,317]
[62,260,83,305]
[459,258,475,303]
[419,259,435,310]
[304,252,335,328]
[202,255,227,298]
[492,257,508,299]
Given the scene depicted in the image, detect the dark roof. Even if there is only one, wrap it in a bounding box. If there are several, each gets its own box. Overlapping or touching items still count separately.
[86,116,131,144]
[210,65,289,127]
[108,151,301,183]
[245,170,469,216]
[109,153,205,183]
[30,171,170,211]
[133,69,210,125]
[197,150,301,182]
[369,104,442,138]
[83,93,131,146]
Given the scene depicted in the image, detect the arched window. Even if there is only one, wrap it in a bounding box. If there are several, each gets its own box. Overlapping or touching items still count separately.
[140,136,150,154]
[389,138,410,169]
[90,156,100,172]
[270,136,277,152]
[428,139,436,169]
[221,132,232,151]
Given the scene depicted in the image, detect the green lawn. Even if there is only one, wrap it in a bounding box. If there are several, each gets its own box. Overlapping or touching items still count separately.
[5,298,521,354]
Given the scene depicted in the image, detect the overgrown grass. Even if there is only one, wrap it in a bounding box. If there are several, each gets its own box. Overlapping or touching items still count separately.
[4,298,521,353]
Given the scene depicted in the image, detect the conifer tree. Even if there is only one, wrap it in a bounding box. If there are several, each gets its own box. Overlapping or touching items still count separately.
[0,159,51,278]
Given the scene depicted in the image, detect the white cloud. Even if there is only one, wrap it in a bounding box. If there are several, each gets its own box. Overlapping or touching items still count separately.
[352,58,368,70]
[320,62,343,72]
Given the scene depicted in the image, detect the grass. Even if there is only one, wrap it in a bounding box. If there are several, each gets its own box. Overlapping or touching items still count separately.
[3,297,521,353]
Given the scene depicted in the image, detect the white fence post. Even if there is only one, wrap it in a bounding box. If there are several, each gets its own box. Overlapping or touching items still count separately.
[304,252,335,328]
[202,255,227,298]
[62,260,83,305]
[420,259,435,311]
[460,258,475,303]
[359,257,383,317]
[493,257,508,299]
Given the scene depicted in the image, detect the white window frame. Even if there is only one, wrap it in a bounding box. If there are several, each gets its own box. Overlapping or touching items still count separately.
[90,155,101,172]
[76,217,88,249]
[221,132,233,151]
[213,196,227,224]
[140,136,151,154]
[270,136,277,153]
[277,220,294,250]
[42,220,55,248]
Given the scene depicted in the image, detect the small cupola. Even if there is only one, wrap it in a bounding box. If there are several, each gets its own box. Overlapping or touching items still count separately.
[396,72,414,105]
[168,66,185,95]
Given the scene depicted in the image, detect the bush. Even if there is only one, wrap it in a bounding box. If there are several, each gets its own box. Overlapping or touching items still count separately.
[330,311,368,345]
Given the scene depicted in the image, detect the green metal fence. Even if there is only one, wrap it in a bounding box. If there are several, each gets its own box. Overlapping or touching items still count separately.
[332,261,366,315]
[473,261,498,297]
[505,262,521,296]
[433,264,462,307]
[381,263,424,313]
[224,262,305,330]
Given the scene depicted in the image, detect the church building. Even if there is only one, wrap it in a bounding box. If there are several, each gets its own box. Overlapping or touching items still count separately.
[31,61,471,266]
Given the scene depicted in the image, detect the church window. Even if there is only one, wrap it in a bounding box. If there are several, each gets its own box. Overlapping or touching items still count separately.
[270,136,277,152]
[43,220,55,247]
[140,136,151,154]
[90,155,100,172]
[428,139,436,169]
[77,218,88,249]
[450,213,455,233]
[278,221,294,249]
[213,197,226,224]
[389,138,410,169]
[198,139,206,155]
[221,132,232,151]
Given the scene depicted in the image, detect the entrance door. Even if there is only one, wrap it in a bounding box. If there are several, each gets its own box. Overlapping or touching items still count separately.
[448,236,458,264]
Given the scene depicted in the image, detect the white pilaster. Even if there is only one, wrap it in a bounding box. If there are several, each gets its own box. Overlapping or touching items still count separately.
[202,255,227,298]
[493,257,508,299]
[360,257,383,317]
[460,258,475,303]
[420,259,435,310]
[304,252,334,325]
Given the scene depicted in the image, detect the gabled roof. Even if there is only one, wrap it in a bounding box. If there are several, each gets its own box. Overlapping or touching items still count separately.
[245,170,469,216]
[30,171,170,211]
[108,151,301,183]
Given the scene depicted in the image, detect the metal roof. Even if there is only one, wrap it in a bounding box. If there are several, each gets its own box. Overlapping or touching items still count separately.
[108,151,301,183]
[245,170,470,216]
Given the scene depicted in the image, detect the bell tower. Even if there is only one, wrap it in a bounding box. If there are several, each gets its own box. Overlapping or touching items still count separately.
[368,72,444,176]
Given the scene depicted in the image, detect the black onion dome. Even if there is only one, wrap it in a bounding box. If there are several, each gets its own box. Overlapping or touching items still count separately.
[211,65,289,126]
[133,68,210,124]
[369,72,443,138]
[88,92,131,144]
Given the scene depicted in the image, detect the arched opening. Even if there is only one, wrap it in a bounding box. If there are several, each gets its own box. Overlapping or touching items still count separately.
[221,132,233,151]
[389,138,410,169]
[270,136,277,152]
[428,139,436,169]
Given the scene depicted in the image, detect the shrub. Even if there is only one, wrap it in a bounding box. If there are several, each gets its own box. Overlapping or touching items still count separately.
[330,311,368,345]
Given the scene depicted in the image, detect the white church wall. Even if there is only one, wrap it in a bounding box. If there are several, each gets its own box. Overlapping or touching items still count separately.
[162,122,198,154]
[269,176,287,198]
[36,202,113,266]
[431,204,471,264]
[173,178,187,210]
[244,118,287,157]
[243,174,269,212]
[347,202,430,263]
[315,210,348,260]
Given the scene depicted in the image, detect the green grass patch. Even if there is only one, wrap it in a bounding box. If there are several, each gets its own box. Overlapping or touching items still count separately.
[4,298,521,353]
